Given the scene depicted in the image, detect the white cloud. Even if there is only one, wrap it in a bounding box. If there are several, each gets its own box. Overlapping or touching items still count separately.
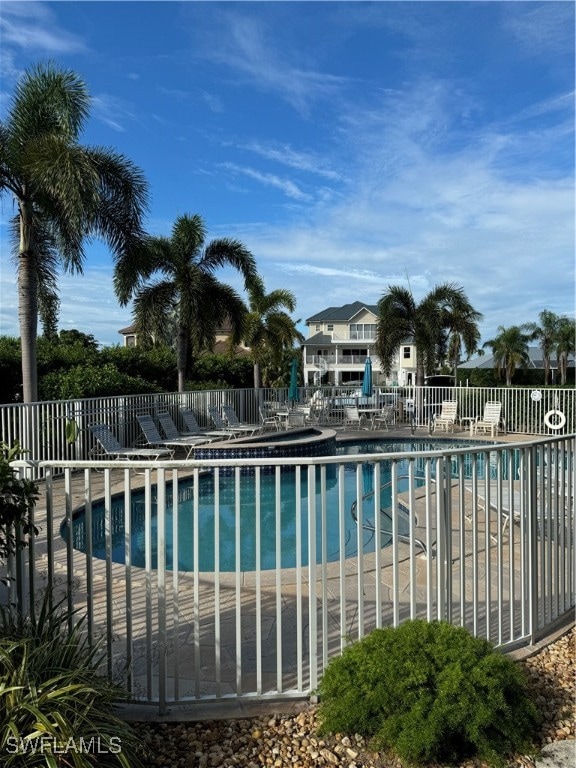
[0,1,85,64]
[91,94,137,133]
[220,162,312,201]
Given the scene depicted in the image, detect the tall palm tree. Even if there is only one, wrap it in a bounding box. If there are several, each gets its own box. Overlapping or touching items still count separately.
[376,283,482,385]
[524,310,560,385]
[443,296,483,379]
[555,316,575,386]
[115,214,257,392]
[0,62,148,402]
[483,325,532,386]
[242,276,303,389]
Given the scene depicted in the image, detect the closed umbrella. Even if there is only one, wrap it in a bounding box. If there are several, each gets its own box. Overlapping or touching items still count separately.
[288,358,299,404]
[362,357,372,398]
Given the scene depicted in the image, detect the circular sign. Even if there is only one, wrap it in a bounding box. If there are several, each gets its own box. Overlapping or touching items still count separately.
[530,390,542,402]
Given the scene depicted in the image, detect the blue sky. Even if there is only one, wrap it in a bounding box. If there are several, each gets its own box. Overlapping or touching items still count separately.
[0,1,574,348]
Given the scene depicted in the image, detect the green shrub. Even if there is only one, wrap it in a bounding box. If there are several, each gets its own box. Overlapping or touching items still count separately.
[0,442,38,567]
[0,593,148,767]
[317,619,540,766]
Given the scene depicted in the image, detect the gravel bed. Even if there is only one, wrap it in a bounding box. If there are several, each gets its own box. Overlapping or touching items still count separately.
[137,627,575,768]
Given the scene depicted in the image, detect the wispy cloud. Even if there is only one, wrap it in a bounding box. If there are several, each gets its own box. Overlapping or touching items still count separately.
[243,141,343,182]
[0,2,85,66]
[198,11,350,115]
[220,162,312,201]
[91,94,137,132]
[502,1,575,56]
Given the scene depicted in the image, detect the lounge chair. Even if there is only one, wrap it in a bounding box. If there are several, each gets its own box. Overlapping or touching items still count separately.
[221,404,261,435]
[433,401,458,432]
[136,414,208,459]
[208,405,256,436]
[157,412,216,445]
[89,424,171,460]
[472,402,503,438]
[179,407,231,439]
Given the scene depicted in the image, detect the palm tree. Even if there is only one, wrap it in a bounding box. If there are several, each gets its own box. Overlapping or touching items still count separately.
[556,316,575,386]
[524,310,560,385]
[242,276,303,389]
[443,297,483,379]
[483,325,532,386]
[0,62,148,402]
[376,283,482,386]
[115,214,257,392]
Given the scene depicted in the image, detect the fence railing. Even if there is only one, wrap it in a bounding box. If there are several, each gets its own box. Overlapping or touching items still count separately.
[1,386,574,481]
[5,433,575,714]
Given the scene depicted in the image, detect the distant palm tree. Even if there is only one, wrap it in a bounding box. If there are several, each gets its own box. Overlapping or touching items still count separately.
[524,310,560,385]
[115,214,257,392]
[555,316,576,386]
[0,62,148,402]
[242,276,303,389]
[376,283,482,385]
[443,298,483,378]
[483,325,532,386]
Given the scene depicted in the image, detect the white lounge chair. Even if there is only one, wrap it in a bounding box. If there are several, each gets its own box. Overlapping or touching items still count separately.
[472,402,503,438]
[89,424,171,460]
[433,401,458,432]
[136,414,207,459]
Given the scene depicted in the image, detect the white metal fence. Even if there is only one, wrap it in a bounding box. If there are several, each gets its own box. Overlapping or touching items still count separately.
[1,386,574,481]
[5,434,574,714]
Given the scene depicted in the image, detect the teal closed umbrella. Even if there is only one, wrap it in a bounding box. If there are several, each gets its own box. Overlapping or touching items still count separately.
[288,358,299,404]
[362,357,373,397]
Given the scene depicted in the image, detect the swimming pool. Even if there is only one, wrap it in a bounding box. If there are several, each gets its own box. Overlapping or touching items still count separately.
[66,438,501,572]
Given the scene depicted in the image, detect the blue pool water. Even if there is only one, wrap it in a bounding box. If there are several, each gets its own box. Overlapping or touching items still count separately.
[66,438,502,572]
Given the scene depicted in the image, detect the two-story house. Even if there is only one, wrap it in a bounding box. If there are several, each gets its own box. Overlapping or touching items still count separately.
[303,302,418,388]
[118,319,250,355]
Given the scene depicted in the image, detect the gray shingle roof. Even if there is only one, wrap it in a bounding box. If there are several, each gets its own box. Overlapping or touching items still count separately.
[306,301,378,323]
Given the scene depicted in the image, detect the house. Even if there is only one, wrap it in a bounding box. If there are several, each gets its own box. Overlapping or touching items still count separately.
[118,324,138,347]
[118,319,250,356]
[302,302,417,387]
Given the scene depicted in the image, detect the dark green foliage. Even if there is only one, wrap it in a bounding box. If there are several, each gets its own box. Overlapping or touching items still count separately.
[317,620,540,766]
[100,345,177,391]
[0,442,38,566]
[0,337,23,403]
[0,593,148,767]
[190,353,253,388]
[39,363,160,400]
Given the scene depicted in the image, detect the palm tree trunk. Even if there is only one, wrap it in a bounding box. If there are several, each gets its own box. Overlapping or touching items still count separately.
[177,327,188,393]
[18,199,38,403]
[253,361,261,390]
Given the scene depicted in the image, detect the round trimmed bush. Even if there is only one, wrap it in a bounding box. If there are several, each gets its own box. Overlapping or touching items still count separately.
[317,619,540,766]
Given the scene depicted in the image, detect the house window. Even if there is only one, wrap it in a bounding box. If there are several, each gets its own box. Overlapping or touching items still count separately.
[327,324,334,331]
[125,335,136,348]
[315,324,321,331]
[403,346,411,359]
[349,323,376,340]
